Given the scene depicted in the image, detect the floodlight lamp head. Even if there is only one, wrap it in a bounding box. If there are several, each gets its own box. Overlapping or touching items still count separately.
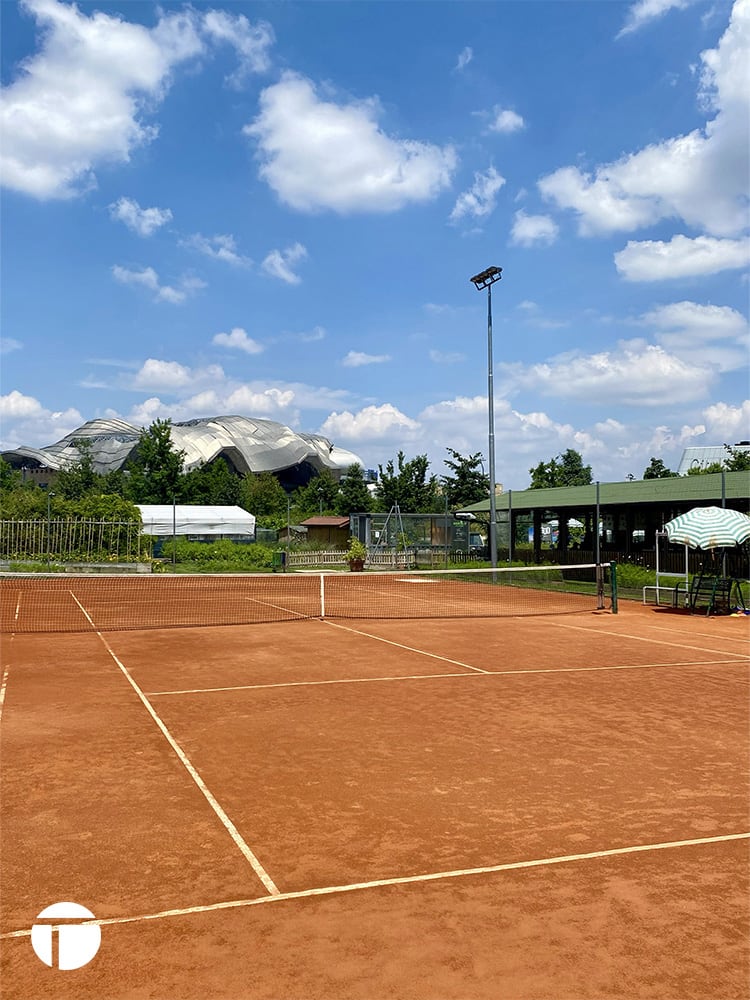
[470,266,502,290]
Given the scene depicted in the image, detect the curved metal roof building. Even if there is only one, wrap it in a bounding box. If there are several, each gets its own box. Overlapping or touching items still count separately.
[1,415,363,485]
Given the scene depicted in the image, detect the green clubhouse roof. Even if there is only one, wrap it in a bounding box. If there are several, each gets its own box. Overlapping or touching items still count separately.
[458,471,750,515]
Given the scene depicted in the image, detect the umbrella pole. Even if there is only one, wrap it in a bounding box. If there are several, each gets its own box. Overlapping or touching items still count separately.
[722,471,727,578]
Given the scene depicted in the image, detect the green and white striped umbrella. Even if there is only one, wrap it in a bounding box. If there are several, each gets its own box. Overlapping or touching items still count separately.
[664,506,750,550]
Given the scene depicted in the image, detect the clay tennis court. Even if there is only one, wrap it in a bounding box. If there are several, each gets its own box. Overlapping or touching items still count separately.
[1,572,748,999]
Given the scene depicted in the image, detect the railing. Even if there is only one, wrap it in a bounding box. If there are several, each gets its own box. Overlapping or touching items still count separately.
[0,519,145,563]
[366,550,416,569]
[285,550,347,567]
[284,549,417,569]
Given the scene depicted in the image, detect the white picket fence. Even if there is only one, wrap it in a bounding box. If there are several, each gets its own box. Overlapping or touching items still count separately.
[285,549,417,569]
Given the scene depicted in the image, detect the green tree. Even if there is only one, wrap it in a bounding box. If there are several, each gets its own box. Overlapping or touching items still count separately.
[375,451,440,512]
[239,472,289,527]
[724,444,750,471]
[336,464,372,516]
[441,449,490,508]
[0,458,23,492]
[181,458,240,505]
[0,467,46,519]
[100,469,128,496]
[56,440,101,499]
[125,419,186,503]
[292,470,340,519]
[686,462,725,476]
[529,449,592,489]
[642,457,677,479]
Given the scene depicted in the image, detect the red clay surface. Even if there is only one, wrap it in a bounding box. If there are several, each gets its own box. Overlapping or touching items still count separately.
[1,599,748,999]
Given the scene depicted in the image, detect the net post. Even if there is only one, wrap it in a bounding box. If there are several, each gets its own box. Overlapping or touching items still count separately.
[320,572,325,619]
[609,561,618,613]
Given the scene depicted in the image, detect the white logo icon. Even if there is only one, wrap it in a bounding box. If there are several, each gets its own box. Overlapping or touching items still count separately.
[31,902,101,970]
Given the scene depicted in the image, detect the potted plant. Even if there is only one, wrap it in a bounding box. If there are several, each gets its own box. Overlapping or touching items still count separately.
[346,536,367,572]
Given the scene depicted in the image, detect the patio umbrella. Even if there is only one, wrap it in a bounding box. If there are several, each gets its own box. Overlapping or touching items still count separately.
[663,506,750,550]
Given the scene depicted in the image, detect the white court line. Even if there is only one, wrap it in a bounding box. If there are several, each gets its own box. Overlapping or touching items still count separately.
[2,831,747,939]
[242,596,310,620]
[643,623,750,644]
[0,595,17,724]
[0,665,10,724]
[146,671,478,696]
[540,618,750,660]
[320,619,490,673]
[68,591,280,897]
[145,658,747,698]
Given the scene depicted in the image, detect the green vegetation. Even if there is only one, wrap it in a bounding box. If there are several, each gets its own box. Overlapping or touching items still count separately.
[156,539,276,573]
[442,449,490,508]
[528,449,593,489]
[642,457,678,479]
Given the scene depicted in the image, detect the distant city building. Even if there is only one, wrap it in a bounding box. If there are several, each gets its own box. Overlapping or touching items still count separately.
[1,414,364,490]
[677,441,750,476]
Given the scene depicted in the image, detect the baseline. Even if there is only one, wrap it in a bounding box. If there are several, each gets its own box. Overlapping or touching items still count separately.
[2,831,747,938]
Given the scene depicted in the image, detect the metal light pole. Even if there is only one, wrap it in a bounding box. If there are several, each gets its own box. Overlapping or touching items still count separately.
[46,490,55,569]
[470,265,502,569]
[286,496,291,554]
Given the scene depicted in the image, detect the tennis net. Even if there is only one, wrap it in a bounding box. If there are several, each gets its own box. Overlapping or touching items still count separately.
[1,564,614,634]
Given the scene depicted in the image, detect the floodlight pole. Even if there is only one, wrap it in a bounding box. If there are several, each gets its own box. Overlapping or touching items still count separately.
[46,490,55,569]
[470,266,502,570]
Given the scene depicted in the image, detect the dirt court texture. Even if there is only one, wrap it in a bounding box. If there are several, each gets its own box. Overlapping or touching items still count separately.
[1,572,748,1000]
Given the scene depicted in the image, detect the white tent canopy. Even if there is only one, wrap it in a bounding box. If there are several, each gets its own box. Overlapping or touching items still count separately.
[137,505,256,538]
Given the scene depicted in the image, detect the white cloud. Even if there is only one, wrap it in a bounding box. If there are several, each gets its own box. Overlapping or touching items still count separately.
[109,197,172,237]
[200,10,274,87]
[618,0,698,37]
[614,234,750,280]
[510,210,559,247]
[540,0,750,239]
[261,242,308,284]
[455,46,473,71]
[1,0,205,199]
[642,301,749,372]
[701,399,750,440]
[133,358,195,389]
[0,337,22,354]
[298,325,326,342]
[0,2,274,200]
[245,71,457,213]
[450,167,506,222]
[320,404,420,441]
[183,233,252,268]
[500,343,716,406]
[224,386,295,412]
[0,389,44,418]
[111,264,205,303]
[0,390,83,448]
[487,107,525,134]
[212,328,264,354]
[341,351,392,368]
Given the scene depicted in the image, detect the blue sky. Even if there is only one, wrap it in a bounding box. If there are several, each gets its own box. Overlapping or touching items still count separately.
[1,0,748,489]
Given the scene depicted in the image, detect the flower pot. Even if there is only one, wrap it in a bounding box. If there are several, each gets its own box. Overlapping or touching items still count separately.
[348,558,365,572]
